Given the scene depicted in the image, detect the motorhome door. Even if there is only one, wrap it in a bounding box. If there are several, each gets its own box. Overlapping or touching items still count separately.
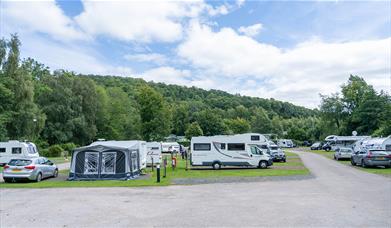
[248,145,263,166]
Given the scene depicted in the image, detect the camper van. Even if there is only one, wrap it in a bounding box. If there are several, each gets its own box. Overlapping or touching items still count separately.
[90,141,148,169]
[191,133,273,169]
[277,139,294,148]
[0,141,40,166]
[325,135,370,151]
[161,142,180,153]
[146,142,162,165]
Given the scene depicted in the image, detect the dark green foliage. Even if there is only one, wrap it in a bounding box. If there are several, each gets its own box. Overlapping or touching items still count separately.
[47,144,64,157]
[185,122,203,139]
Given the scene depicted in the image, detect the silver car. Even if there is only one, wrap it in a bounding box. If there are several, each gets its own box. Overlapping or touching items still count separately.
[3,157,58,183]
[351,149,391,168]
[334,147,353,160]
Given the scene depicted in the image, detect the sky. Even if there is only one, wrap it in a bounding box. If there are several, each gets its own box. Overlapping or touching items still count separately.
[1,0,390,108]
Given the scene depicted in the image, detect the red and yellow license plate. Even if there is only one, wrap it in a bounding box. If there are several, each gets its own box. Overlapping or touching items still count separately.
[12,169,22,172]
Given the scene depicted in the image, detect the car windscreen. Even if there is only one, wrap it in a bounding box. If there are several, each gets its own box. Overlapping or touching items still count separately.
[270,146,278,150]
[340,149,352,153]
[8,159,32,166]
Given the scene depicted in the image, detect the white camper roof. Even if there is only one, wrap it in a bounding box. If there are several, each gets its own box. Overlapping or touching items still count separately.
[90,140,146,150]
[192,133,268,143]
[325,135,370,142]
[147,142,161,147]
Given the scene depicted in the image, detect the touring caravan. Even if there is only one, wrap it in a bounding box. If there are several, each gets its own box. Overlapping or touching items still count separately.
[277,139,294,148]
[191,133,273,169]
[161,142,180,153]
[360,136,391,151]
[69,140,147,180]
[325,135,370,151]
[146,142,162,165]
[0,141,39,166]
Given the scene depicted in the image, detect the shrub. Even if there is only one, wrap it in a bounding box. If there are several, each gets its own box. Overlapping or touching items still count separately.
[47,145,64,157]
[40,149,50,157]
[61,143,77,152]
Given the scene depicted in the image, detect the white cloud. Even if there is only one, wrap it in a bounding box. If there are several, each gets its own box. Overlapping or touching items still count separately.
[138,66,191,85]
[238,23,263,37]
[1,0,86,41]
[178,23,391,107]
[124,53,167,65]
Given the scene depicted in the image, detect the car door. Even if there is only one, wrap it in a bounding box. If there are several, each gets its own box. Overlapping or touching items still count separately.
[44,158,55,176]
[248,145,262,166]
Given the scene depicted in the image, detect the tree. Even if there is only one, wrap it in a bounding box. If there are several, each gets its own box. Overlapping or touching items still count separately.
[194,109,227,136]
[136,85,171,141]
[185,122,203,139]
[251,108,272,133]
[224,118,250,134]
[172,103,189,135]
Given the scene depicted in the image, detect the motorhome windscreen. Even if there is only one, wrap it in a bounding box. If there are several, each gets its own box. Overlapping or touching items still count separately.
[228,143,245,151]
[251,135,260,141]
[194,143,211,151]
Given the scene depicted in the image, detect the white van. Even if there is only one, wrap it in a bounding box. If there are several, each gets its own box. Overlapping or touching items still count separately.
[161,142,180,153]
[0,141,40,166]
[277,139,294,148]
[191,133,273,169]
[146,142,162,165]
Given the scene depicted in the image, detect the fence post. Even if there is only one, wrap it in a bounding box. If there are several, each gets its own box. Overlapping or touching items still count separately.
[163,157,167,178]
[156,164,160,183]
[151,157,154,172]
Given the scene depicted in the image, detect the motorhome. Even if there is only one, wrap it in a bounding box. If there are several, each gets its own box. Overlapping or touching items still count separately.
[146,142,162,165]
[277,139,294,148]
[90,141,147,169]
[0,141,39,166]
[190,133,273,169]
[161,142,180,153]
[325,135,370,151]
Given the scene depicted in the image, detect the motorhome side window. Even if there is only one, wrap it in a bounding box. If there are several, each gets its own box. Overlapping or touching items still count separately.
[193,143,211,151]
[220,143,226,149]
[0,148,5,153]
[228,143,245,151]
[251,135,260,141]
[12,147,22,154]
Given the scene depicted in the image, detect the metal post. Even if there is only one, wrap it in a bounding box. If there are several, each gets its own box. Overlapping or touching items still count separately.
[163,157,167,178]
[156,164,160,183]
[151,157,154,172]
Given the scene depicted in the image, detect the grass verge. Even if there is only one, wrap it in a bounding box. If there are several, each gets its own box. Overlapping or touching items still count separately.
[1,153,309,188]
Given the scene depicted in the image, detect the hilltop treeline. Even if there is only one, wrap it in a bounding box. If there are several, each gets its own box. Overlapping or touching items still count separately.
[1,35,390,148]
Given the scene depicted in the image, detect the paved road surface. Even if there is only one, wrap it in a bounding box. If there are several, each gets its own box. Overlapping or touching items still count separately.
[1,151,390,227]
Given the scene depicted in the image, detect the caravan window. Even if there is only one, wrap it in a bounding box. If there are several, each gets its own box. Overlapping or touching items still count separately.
[194,143,211,151]
[150,147,160,150]
[220,143,226,150]
[84,152,99,174]
[228,143,245,151]
[0,148,5,153]
[251,135,260,141]
[12,147,22,154]
[101,152,116,174]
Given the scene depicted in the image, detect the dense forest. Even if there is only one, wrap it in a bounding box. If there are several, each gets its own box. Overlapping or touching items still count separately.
[1,35,390,153]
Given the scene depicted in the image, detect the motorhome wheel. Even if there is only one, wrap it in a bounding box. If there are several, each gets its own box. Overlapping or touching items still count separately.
[212,162,221,170]
[259,161,267,169]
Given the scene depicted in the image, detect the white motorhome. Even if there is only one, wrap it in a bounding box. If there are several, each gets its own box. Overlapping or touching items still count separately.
[146,142,162,165]
[190,133,273,169]
[161,142,180,153]
[0,141,40,165]
[90,140,148,169]
[277,139,294,148]
[325,135,370,151]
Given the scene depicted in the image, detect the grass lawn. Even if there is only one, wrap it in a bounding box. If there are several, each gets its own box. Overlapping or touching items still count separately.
[47,157,70,164]
[0,153,309,188]
[302,148,391,176]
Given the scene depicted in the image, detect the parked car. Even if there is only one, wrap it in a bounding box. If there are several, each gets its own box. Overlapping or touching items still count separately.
[269,146,286,162]
[334,147,353,160]
[310,142,322,150]
[2,157,58,183]
[351,149,391,168]
[302,141,312,147]
[322,142,332,151]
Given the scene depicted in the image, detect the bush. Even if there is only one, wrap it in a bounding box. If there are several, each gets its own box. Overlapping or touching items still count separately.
[40,149,50,157]
[61,143,77,152]
[46,145,64,157]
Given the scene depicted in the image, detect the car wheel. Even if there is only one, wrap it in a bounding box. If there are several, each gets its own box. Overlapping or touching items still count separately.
[53,169,58,178]
[333,155,336,160]
[335,156,339,161]
[351,159,356,166]
[259,161,268,169]
[212,162,221,170]
[35,173,42,182]
[361,160,367,168]
[326,148,330,152]
[283,159,286,163]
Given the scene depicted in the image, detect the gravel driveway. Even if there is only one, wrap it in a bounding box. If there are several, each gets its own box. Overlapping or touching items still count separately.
[1,151,390,227]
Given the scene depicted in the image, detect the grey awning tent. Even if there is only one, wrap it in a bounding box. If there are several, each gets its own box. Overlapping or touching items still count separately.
[68,141,145,180]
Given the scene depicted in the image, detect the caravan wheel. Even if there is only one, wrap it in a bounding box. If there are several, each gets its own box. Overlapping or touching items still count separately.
[212,162,221,170]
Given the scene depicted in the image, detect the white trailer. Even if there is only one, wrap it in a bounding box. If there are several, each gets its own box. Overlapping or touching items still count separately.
[360,136,391,151]
[190,133,273,169]
[0,141,40,165]
[277,139,294,148]
[161,142,180,153]
[146,142,162,165]
[90,140,148,169]
[325,135,370,151]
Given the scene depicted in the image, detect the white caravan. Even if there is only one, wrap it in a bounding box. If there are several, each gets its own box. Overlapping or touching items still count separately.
[146,142,162,165]
[90,140,148,169]
[277,139,294,148]
[161,142,180,153]
[0,141,40,165]
[360,136,391,151]
[325,135,370,151]
[191,133,273,169]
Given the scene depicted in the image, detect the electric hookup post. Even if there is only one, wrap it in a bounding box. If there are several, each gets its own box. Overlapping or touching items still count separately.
[151,157,154,172]
[156,164,160,183]
[163,157,167,178]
